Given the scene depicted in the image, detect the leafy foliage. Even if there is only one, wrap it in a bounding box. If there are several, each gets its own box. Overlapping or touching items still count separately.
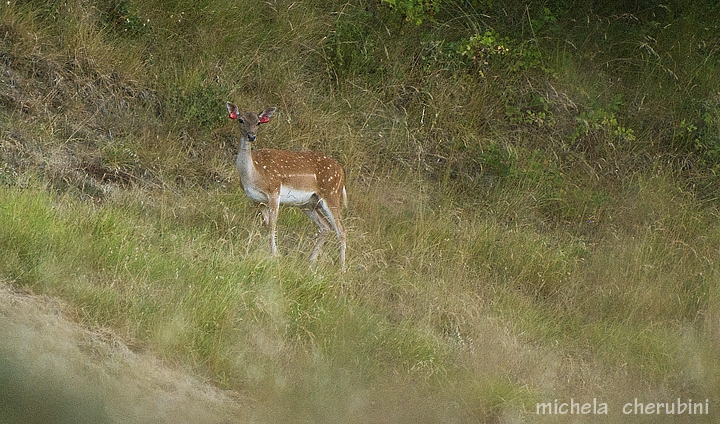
[675,97,720,172]
[379,0,441,25]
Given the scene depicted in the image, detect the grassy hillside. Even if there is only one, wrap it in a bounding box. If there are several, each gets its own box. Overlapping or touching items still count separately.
[2,0,720,422]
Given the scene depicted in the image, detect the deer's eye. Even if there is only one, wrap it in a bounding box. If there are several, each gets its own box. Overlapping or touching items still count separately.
[238,118,245,124]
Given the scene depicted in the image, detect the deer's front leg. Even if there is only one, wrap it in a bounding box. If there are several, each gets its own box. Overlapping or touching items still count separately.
[257,203,270,228]
[266,196,280,257]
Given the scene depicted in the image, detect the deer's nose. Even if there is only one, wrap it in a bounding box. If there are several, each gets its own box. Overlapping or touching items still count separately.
[247,132,256,141]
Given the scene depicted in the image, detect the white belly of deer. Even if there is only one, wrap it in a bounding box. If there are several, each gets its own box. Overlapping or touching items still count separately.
[244,185,269,203]
[279,185,315,205]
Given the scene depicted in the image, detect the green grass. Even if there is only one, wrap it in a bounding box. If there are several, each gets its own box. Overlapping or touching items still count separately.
[2,0,720,421]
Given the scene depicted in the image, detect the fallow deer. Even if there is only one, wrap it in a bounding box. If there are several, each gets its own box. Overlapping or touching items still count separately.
[226,102,347,271]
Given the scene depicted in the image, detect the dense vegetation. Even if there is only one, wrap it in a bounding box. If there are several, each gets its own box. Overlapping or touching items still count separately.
[2,0,719,421]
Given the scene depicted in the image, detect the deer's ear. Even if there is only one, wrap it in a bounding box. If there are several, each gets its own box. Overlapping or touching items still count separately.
[258,107,276,123]
[226,102,239,120]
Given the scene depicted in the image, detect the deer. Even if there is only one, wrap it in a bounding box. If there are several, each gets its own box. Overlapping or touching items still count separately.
[226,102,347,271]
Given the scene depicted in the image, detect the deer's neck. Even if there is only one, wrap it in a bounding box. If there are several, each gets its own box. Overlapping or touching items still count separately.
[236,136,272,204]
[235,136,256,183]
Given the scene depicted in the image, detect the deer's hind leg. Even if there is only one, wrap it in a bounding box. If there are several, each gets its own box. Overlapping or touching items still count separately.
[317,199,346,272]
[303,195,332,263]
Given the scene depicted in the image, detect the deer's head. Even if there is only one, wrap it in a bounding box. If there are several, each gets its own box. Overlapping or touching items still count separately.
[226,102,276,142]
